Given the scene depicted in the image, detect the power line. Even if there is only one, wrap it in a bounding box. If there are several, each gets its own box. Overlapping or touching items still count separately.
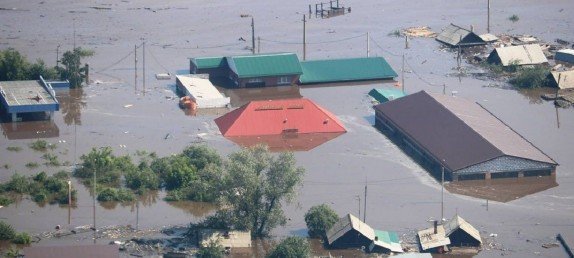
[260,33,367,45]
[146,46,170,74]
[159,42,244,50]
[95,51,134,73]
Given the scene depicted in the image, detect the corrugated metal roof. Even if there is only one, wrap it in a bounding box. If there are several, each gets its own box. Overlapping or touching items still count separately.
[368,88,406,103]
[191,56,227,69]
[227,53,302,78]
[371,230,404,253]
[443,215,482,244]
[215,98,346,137]
[479,33,499,42]
[551,70,574,89]
[489,44,548,66]
[436,24,485,47]
[22,245,119,258]
[555,49,574,64]
[417,225,451,250]
[176,74,230,108]
[456,155,554,175]
[327,214,375,245]
[298,57,397,84]
[225,132,345,152]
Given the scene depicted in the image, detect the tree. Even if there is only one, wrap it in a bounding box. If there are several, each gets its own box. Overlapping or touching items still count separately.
[59,47,93,88]
[151,155,197,190]
[219,145,305,237]
[182,145,222,171]
[0,221,16,241]
[0,48,29,81]
[196,239,224,258]
[27,59,58,80]
[267,236,311,258]
[304,204,339,239]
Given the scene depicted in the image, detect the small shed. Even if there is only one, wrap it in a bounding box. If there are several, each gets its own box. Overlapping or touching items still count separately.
[369,230,404,254]
[417,223,451,252]
[487,44,548,66]
[555,49,574,65]
[436,24,485,47]
[189,56,228,78]
[443,215,482,247]
[175,74,230,108]
[327,213,375,249]
[549,70,574,89]
[199,230,252,248]
[368,88,406,103]
[227,53,303,87]
[299,57,397,84]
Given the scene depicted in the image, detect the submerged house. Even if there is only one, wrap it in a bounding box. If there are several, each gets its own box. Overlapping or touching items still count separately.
[299,57,397,84]
[417,215,481,253]
[175,74,230,108]
[189,56,228,78]
[549,70,574,89]
[436,24,485,47]
[555,49,574,65]
[198,230,252,249]
[487,44,548,66]
[373,91,557,181]
[327,214,403,254]
[0,76,59,122]
[368,88,406,103]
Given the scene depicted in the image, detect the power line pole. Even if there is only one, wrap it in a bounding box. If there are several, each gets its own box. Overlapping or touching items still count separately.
[402,53,405,93]
[143,41,146,96]
[68,180,71,225]
[487,0,491,33]
[134,44,137,93]
[251,17,255,55]
[56,45,60,68]
[441,165,445,222]
[257,37,261,53]
[303,14,307,60]
[363,179,367,223]
[93,162,97,233]
[367,32,370,57]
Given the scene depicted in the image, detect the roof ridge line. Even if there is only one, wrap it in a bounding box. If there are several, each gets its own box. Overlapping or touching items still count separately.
[475,102,558,165]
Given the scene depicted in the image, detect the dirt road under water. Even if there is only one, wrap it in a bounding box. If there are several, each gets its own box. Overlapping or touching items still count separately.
[1,0,573,257]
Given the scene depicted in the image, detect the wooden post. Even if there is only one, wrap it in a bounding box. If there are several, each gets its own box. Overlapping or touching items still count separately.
[251,18,255,55]
[134,44,137,93]
[443,84,446,95]
[56,45,60,68]
[303,15,307,61]
[309,4,312,16]
[143,41,146,95]
[441,165,445,221]
[487,0,491,33]
[402,53,405,93]
[405,35,409,49]
[68,180,71,225]
[367,32,370,57]
[84,63,89,85]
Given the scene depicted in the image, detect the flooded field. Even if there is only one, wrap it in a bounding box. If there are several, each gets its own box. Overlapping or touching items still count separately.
[1,0,573,257]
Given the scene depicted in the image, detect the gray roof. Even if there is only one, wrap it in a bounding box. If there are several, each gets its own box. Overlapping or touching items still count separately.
[417,224,450,250]
[436,24,485,47]
[555,49,574,64]
[489,44,548,66]
[327,213,374,245]
[373,91,556,172]
[443,215,482,244]
[550,70,574,89]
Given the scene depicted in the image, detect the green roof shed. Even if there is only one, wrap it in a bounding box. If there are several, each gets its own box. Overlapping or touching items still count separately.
[368,88,406,103]
[227,53,303,78]
[299,57,397,84]
[191,56,227,69]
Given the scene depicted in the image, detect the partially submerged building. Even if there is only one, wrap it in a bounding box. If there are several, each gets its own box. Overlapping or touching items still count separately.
[189,56,228,78]
[298,57,397,84]
[417,215,481,253]
[373,91,557,181]
[199,230,252,248]
[175,74,230,108]
[487,44,548,66]
[368,88,406,103]
[549,70,574,89]
[555,49,574,65]
[327,214,403,254]
[0,76,59,122]
[436,24,485,47]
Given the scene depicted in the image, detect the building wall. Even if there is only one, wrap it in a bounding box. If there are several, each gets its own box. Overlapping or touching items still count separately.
[231,73,300,88]
[330,230,372,249]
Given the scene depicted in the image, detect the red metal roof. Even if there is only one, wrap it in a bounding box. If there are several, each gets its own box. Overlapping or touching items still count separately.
[215,98,347,137]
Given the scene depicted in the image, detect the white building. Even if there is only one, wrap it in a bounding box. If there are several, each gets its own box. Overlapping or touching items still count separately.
[176,74,230,108]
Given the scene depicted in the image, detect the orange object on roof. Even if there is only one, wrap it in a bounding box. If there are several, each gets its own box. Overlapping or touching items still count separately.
[214,98,346,137]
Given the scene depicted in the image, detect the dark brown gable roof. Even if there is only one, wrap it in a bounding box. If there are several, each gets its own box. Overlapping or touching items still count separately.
[374,91,503,171]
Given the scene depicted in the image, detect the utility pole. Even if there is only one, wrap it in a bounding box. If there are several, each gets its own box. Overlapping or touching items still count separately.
[251,17,255,55]
[68,180,71,225]
[402,53,405,93]
[443,83,446,95]
[257,37,261,53]
[56,45,60,68]
[367,32,370,57]
[303,15,307,61]
[93,162,97,232]
[136,200,139,231]
[134,44,137,93]
[73,19,76,49]
[143,41,146,96]
[355,195,361,220]
[487,0,491,33]
[405,35,409,49]
[363,179,367,223]
[441,165,445,222]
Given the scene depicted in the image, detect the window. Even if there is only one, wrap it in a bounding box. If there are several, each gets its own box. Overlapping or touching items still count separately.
[277,76,291,85]
[248,78,263,83]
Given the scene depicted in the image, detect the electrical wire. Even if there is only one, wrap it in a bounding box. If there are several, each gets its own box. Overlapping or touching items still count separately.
[260,33,367,45]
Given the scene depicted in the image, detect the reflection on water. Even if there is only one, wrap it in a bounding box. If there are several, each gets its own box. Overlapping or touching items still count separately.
[226,132,345,152]
[221,85,302,107]
[445,174,558,203]
[516,87,556,105]
[165,200,216,217]
[57,88,86,125]
[1,120,59,140]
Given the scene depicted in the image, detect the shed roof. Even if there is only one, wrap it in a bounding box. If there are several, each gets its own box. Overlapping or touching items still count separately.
[191,56,227,69]
[373,91,556,172]
[199,230,252,248]
[371,230,404,253]
[550,70,574,89]
[417,225,451,250]
[227,53,302,78]
[368,88,406,103]
[489,44,548,66]
[327,214,375,245]
[436,24,485,47]
[215,98,346,137]
[299,57,397,84]
[443,215,482,244]
[22,245,119,258]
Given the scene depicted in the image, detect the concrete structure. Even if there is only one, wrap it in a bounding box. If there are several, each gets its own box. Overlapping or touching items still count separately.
[22,245,119,258]
[0,76,59,122]
[487,44,548,66]
[298,57,397,84]
[555,49,574,65]
[368,88,406,103]
[436,24,485,47]
[550,70,574,89]
[373,91,557,181]
[175,74,230,108]
[199,230,252,248]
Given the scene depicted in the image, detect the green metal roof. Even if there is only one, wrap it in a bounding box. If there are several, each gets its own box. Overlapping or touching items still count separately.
[299,57,398,84]
[374,230,400,245]
[368,88,406,103]
[192,56,227,69]
[227,53,303,78]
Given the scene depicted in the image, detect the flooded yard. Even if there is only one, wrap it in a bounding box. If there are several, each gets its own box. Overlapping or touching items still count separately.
[1,0,573,257]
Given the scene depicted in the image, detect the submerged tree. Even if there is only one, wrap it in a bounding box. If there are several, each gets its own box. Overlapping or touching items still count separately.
[59,47,94,88]
[304,204,339,240]
[267,236,311,258]
[219,145,305,237]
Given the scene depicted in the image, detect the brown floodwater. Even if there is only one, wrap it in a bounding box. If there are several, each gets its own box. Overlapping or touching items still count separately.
[1,0,574,257]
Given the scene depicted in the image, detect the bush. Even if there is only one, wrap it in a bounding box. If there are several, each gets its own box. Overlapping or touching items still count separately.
[0,195,13,206]
[125,167,160,193]
[182,145,222,171]
[12,232,31,244]
[97,188,135,202]
[6,146,21,152]
[5,174,30,194]
[304,204,339,239]
[509,14,519,22]
[0,221,16,240]
[151,155,196,190]
[29,140,54,152]
[267,236,311,258]
[196,239,224,258]
[42,153,60,166]
[75,147,132,187]
[509,66,550,89]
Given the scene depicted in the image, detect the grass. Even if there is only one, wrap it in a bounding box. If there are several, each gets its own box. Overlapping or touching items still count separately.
[25,162,40,169]
[29,140,56,152]
[42,153,60,167]
[6,146,21,152]
[509,14,519,22]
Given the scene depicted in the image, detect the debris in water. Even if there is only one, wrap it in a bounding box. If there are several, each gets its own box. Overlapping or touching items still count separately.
[124,104,133,108]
